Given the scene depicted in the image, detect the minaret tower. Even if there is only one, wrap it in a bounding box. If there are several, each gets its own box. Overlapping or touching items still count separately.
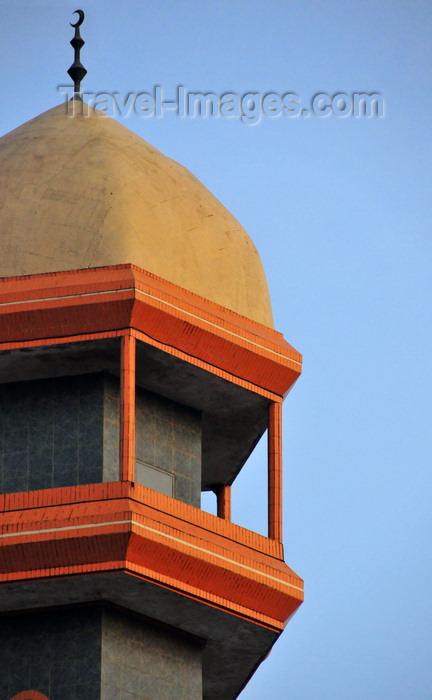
[0,12,303,700]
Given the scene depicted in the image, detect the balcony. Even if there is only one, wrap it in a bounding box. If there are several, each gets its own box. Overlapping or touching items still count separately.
[0,263,303,698]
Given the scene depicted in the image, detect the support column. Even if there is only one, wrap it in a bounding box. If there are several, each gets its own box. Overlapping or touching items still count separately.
[215,484,232,520]
[120,332,136,482]
[268,401,283,542]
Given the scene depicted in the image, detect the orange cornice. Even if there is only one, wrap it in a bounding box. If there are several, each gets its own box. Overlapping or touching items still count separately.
[0,482,304,630]
[0,264,302,397]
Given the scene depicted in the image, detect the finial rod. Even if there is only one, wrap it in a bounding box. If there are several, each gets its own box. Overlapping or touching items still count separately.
[67,9,87,99]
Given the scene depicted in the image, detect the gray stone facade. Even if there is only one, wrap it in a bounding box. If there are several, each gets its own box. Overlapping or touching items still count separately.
[0,608,102,700]
[0,374,110,493]
[0,607,203,700]
[135,387,201,507]
[0,373,202,507]
[101,608,202,699]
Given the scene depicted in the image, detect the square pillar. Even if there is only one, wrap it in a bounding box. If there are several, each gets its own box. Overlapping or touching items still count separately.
[268,401,283,542]
[120,332,136,482]
[215,484,232,520]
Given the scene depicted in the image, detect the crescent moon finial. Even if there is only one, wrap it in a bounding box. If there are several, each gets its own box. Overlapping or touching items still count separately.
[67,9,87,98]
[70,9,85,28]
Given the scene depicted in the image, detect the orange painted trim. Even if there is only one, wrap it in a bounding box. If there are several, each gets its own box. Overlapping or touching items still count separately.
[126,531,302,623]
[268,402,283,542]
[0,530,131,573]
[133,328,282,401]
[0,264,297,357]
[131,299,300,397]
[125,567,286,633]
[0,327,281,404]
[0,264,302,396]
[0,482,284,560]
[0,524,302,626]
[216,485,232,521]
[0,263,133,298]
[0,560,292,633]
[0,519,303,621]
[0,483,303,626]
[0,329,122,351]
[120,333,136,482]
[0,297,134,343]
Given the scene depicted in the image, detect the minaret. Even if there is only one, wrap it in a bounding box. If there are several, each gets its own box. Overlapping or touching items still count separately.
[0,11,303,699]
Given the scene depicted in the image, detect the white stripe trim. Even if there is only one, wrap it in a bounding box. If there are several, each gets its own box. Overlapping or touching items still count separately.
[0,518,303,593]
[0,285,301,367]
[136,288,302,366]
[0,519,129,539]
[0,288,134,308]
[133,519,304,593]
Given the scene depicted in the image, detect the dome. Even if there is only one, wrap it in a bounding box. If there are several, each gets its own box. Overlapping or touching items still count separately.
[0,102,273,327]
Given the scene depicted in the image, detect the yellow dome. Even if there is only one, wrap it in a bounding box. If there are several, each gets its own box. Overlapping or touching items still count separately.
[0,102,273,327]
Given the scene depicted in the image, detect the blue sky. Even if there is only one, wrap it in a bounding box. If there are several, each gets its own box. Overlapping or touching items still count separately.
[1,2,431,698]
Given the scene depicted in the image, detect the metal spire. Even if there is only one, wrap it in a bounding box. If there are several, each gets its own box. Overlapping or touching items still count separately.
[67,9,87,99]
